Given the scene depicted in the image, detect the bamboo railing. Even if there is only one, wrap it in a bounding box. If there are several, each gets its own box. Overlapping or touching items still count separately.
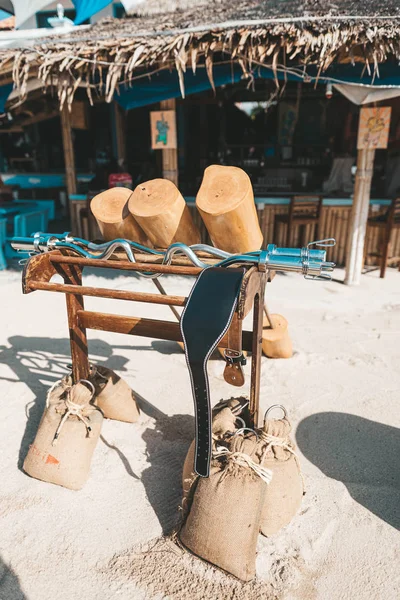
[73,199,400,268]
[189,204,400,267]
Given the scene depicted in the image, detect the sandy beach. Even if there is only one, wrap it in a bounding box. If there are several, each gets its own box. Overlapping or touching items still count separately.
[0,265,399,600]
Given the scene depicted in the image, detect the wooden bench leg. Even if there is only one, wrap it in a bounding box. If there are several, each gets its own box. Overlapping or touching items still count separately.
[273,219,279,245]
[299,224,307,248]
[315,221,320,244]
[286,223,291,247]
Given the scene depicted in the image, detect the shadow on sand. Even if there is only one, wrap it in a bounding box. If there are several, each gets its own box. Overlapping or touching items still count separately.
[0,335,131,470]
[0,335,194,534]
[296,412,400,530]
[0,555,27,600]
[136,390,194,533]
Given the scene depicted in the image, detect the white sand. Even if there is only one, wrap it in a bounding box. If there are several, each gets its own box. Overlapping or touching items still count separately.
[0,265,399,600]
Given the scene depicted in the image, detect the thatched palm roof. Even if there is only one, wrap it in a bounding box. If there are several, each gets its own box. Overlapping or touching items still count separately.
[1,0,400,107]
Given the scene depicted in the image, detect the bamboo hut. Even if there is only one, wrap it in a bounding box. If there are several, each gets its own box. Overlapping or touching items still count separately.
[1,1,400,106]
[0,0,400,276]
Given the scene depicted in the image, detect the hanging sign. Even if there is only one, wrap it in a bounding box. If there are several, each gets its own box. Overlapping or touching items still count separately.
[357,106,391,149]
[71,101,89,130]
[279,102,297,146]
[150,110,177,150]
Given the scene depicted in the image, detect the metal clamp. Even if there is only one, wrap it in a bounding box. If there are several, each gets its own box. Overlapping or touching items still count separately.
[223,349,247,366]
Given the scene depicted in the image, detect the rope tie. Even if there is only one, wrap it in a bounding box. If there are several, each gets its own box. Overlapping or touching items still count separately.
[213,446,273,485]
[259,430,297,463]
[52,396,93,446]
[50,380,95,446]
[259,430,305,491]
[45,379,66,408]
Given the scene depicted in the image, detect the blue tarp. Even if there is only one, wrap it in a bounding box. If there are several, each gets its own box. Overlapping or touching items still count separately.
[114,64,245,109]
[0,60,400,112]
[73,0,112,24]
[114,62,400,110]
[311,62,400,87]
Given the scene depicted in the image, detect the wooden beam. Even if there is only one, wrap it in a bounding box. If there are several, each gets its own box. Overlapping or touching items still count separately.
[0,127,24,134]
[28,281,187,306]
[49,253,204,275]
[20,110,59,127]
[344,148,375,285]
[60,104,77,231]
[78,310,254,350]
[160,98,178,186]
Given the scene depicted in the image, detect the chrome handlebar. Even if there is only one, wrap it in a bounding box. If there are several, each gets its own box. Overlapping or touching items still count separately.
[10,233,336,280]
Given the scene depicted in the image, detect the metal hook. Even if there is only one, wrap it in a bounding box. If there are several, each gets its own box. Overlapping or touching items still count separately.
[233,427,259,455]
[307,238,336,248]
[234,427,259,440]
[304,273,333,281]
[264,404,288,425]
[235,416,246,429]
[17,249,35,266]
[77,379,96,399]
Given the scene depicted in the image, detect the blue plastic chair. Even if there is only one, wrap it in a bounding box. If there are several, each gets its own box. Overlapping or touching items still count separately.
[3,209,50,267]
[14,199,56,221]
[13,209,49,237]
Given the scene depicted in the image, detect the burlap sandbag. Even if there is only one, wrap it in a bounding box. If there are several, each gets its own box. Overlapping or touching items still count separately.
[90,365,140,423]
[23,381,103,490]
[256,416,304,536]
[180,434,269,581]
[63,365,140,423]
[182,401,241,504]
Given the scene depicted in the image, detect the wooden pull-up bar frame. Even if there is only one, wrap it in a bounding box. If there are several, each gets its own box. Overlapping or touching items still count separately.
[22,250,271,427]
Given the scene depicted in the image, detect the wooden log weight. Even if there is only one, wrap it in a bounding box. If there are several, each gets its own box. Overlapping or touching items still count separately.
[262,313,293,359]
[128,178,201,247]
[196,165,263,253]
[90,188,149,244]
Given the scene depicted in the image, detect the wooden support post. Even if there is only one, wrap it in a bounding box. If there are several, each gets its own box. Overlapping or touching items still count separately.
[61,264,90,383]
[160,98,178,186]
[60,104,77,231]
[249,272,267,428]
[113,102,126,164]
[344,148,375,285]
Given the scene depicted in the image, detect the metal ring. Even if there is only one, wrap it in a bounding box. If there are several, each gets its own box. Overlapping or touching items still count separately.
[235,417,246,429]
[78,379,96,399]
[264,404,287,424]
[234,427,259,440]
